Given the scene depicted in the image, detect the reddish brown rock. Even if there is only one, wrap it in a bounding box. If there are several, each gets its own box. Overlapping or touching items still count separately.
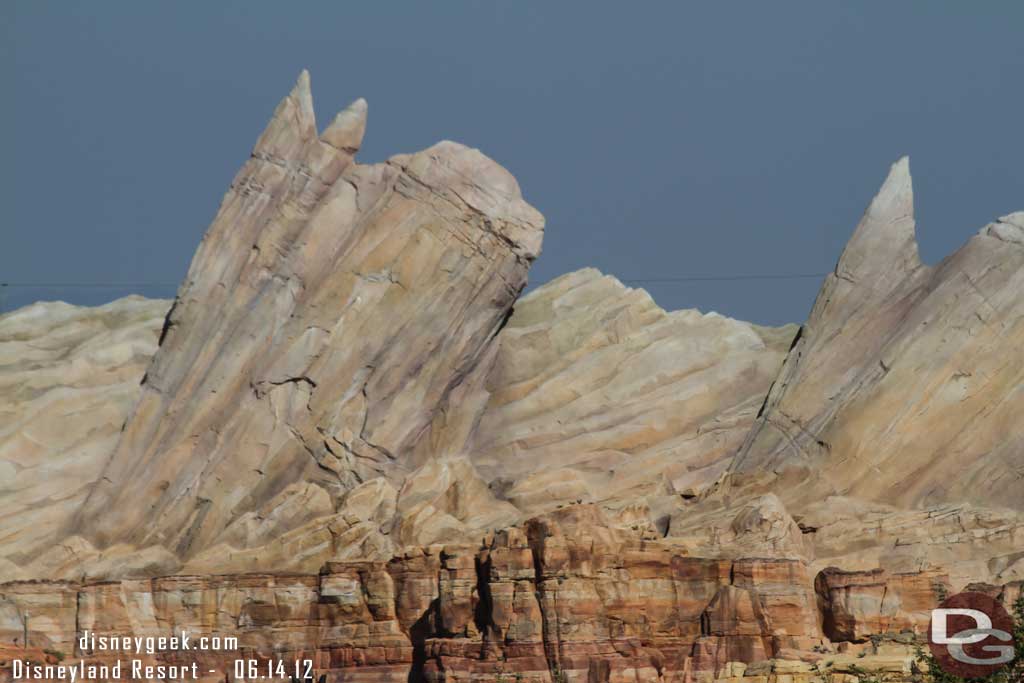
[814,567,997,645]
[3,510,1020,682]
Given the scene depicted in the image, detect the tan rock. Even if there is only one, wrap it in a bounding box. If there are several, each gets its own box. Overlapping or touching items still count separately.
[815,567,947,642]
[667,493,813,561]
[2,71,1022,683]
[725,158,1024,514]
[72,71,544,563]
[3,515,1017,682]
[0,296,167,572]
[417,267,797,517]
[393,456,520,547]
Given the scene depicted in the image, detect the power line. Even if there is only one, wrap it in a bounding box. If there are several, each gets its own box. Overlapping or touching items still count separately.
[0,282,179,288]
[621,273,828,284]
[0,272,833,289]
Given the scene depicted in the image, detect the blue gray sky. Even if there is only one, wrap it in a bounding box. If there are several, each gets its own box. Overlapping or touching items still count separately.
[3,2,1022,324]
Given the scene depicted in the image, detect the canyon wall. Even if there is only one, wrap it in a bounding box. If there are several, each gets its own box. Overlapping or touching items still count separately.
[2,72,1022,682]
[6,505,1020,682]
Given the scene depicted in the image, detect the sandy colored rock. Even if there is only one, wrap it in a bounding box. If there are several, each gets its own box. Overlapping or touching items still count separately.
[417,268,797,515]
[3,75,801,579]
[73,71,544,560]
[1,68,1023,683]
[0,296,167,570]
[724,159,1024,513]
[815,567,949,642]
[393,456,520,547]
[7,513,1017,682]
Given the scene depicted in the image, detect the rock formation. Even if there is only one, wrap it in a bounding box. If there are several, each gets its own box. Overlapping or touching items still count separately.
[0,297,167,576]
[3,508,1020,682]
[1,73,1022,682]
[73,70,543,565]
[413,268,798,518]
[724,161,1023,513]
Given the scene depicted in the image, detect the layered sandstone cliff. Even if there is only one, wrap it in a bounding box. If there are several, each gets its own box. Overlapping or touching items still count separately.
[3,507,1020,682]
[1,72,1022,682]
[0,297,168,577]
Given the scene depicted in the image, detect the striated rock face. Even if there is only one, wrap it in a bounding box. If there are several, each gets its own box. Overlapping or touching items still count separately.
[73,71,544,562]
[0,297,167,572]
[415,268,798,518]
[815,566,950,643]
[2,508,1020,682]
[724,159,1024,514]
[2,72,1023,683]
[1,72,800,581]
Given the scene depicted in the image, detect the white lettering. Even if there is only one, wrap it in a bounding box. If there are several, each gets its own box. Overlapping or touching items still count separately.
[931,608,992,645]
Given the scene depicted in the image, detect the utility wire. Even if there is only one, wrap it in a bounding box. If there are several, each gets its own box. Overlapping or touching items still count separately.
[0,282,179,288]
[1,272,832,288]
[0,274,831,313]
[621,272,828,284]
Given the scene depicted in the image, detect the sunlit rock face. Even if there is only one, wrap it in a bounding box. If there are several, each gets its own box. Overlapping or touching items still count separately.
[3,507,1020,682]
[2,71,1022,683]
[71,71,544,564]
[724,162,1024,515]
[414,267,798,519]
[0,296,167,571]
[1,73,798,580]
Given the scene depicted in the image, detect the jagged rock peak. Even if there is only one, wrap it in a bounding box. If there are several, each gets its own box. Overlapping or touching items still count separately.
[834,156,920,285]
[321,97,368,152]
[253,70,318,157]
[724,156,1024,514]
[250,70,369,166]
[70,70,544,559]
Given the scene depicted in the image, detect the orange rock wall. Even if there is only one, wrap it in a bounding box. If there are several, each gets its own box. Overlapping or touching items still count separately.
[7,512,1018,683]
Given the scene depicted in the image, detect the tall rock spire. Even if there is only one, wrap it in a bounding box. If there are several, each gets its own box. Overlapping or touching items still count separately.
[832,156,920,293]
[72,72,544,558]
[724,156,1023,515]
[252,69,317,159]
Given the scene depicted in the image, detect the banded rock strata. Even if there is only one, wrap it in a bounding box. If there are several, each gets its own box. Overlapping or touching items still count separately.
[0,297,168,575]
[1,72,1023,682]
[1,73,797,578]
[6,506,1020,682]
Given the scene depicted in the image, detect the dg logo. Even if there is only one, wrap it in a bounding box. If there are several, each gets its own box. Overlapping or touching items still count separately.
[928,591,1015,679]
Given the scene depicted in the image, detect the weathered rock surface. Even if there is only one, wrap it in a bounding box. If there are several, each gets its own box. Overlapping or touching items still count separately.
[2,72,1023,683]
[0,297,167,567]
[724,159,1024,514]
[2,509,1020,682]
[73,71,544,562]
[1,74,800,579]
[416,268,798,517]
[0,268,798,581]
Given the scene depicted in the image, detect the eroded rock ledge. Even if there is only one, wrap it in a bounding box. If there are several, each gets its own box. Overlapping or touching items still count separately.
[2,506,1021,682]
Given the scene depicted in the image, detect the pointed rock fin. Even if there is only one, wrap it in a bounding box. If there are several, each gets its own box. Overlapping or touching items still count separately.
[321,97,368,153]
[252,69,318,159]
[834,156,920,283]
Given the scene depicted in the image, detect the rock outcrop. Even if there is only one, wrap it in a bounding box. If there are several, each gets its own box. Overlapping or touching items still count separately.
[2,73,800,579]
[415,268,798,518]
[2,72,1022,683]
[0,297,167,572]
[73,71,544,563]
[2,508,1020,682]
[724,159,1024,514]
